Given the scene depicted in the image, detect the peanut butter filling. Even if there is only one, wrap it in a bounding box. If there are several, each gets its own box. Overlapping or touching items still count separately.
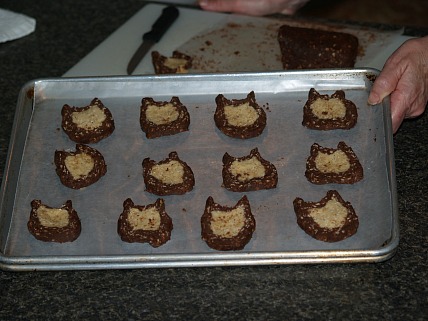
[310,97,346,119]
[229,157,266,182]
[72,104,106,130]
[309,197,347,229]
[128,207,161,231]
[314,150,350,173]
[146,103,179,125]
[164,57,188,73]
[211,206,246,238]
[37,205,69,228]
[224,102,258,127]
[150,160,184,185]
[65,153,95,179]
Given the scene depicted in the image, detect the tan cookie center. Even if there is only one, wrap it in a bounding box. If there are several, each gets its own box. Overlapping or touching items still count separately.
[229,157,266,182]
[65,153,95,179]
[150,160,184,185]
[164,58,188,73]
[128,207,161,231]
[310,97,346,119]
[37,205,69,228]
[309,197,348,229]
[315,150,350,173]
[224,102,258,127]
[146,103,179,125]
[211,206,245,238]
[71,105,106,130]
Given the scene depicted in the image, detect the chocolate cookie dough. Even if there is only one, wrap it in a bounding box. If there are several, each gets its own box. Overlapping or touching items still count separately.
[117,198,173,247]
[140,96,190,138]
[222,147,278,192]
[214,91,267,139]
[201,195,256,251]
[293,190,359,242]
[142,151,195,196]
[54,144,107,189]
[61,98,115,143]
[305,141,363,185]
[28,199,81,243]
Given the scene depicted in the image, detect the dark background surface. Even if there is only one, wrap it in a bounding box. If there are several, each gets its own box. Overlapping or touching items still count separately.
[0,1,427,320]
[300,0,428,28]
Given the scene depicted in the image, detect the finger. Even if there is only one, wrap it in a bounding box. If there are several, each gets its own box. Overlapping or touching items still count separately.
[367,58,402,106]
[198,0,242,14]
[389,91,407,133]
[198,0,308,15]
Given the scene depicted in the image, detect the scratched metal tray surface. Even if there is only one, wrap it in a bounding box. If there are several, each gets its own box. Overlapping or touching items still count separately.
[0,69,399,271]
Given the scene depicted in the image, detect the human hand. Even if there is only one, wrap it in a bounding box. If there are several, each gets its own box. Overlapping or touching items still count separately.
[198,0,309,16]
[368,36,428,133]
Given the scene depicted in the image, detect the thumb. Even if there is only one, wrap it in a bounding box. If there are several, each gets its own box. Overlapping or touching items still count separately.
[368,63,402,106]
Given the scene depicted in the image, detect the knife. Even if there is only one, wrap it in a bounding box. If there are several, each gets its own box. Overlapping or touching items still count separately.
[127,5,179,75]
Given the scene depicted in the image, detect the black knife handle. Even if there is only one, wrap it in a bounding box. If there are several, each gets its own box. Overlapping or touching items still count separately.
[143,6,179,43]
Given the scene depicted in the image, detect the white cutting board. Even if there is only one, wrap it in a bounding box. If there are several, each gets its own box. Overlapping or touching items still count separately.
[64,3,225,76]
[64,3,413,77]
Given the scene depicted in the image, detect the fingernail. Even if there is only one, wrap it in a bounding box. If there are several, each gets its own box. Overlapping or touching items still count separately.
[368,93,380,105]
[199,0,208,7]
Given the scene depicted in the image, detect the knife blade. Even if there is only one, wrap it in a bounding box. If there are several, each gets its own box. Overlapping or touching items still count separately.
[127,5,179,75]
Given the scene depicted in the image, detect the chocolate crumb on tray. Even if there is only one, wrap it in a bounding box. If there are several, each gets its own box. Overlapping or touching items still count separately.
[117,198,173,247]
[28,199,81,243]
[61,98,115,144]
[214,91,266,139]
[302,88,358,130]
[142,151,195,196]
[140,96,190,139]
[293,190,359,242]
[201,195,256,251]
[54,144,107,189]
[305,141,363,185]
[222,147,278,192]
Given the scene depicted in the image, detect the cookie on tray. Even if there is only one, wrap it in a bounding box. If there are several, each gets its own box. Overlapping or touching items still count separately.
[222,148,278,192]
[305,141,363,185]
[117,198,173,247]
[151,50,192,74]
[293,190,359,242]
[214,91,267,139]
[302,88,358,130]
[201,195,256,251]
[54,144,107,189]
[142,151,195,196]
[277,25,359,70]
[28,199,81,243]
[61,98,115,144]
[140,96,190,138]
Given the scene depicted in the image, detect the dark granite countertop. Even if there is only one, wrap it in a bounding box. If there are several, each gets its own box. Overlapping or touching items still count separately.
[0,1,427,320]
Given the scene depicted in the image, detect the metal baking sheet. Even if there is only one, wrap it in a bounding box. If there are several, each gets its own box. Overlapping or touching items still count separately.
[0,69,399,271]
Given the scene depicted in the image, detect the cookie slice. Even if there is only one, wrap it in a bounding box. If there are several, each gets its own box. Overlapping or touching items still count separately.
[54,144,107,189]
[28,200,81,243]
[117,198,173,247]
[222,148,278,192]
[142,151,195,196]
[201,195,256,251]
[302,88,358,130]
[277,25,359,70]
[151,50,192,74]
[140,96,190,138]
[61,98,115,143]
[293,190,359,242]
[305,141,363,185]
[214,91,267,139]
